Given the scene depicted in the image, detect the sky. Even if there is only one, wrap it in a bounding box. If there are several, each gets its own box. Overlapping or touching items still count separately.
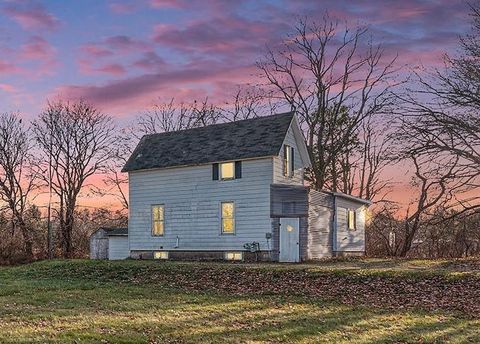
[0,0,473,209]
[0,0,471,119]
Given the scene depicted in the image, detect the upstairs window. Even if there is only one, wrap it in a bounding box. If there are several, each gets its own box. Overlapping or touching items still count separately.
[348,209,356,230]
[152,205,165,236]
[213,161,242,180]
[220,162,235,180]
[284,145,294,177]
[221,202,235,234]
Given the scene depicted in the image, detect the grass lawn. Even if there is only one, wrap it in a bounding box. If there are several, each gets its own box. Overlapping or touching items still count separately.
[0,259,479,343]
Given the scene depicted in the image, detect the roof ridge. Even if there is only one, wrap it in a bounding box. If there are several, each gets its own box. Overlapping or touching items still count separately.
[141,111,294,139]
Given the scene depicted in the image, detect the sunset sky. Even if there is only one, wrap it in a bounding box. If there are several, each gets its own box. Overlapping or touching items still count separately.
[0,0,473,209]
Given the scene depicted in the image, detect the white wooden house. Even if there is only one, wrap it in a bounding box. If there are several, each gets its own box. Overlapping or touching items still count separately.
[96,112,370,262]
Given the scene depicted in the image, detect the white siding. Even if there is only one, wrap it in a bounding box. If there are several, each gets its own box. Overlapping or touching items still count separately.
[273,123,305,185]
[108,236,129,260]
[128,158,273,252]
[308,191,334,259]
[335,198,366,252]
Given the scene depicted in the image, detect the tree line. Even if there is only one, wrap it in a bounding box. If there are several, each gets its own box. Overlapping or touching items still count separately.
[0,7,479,263]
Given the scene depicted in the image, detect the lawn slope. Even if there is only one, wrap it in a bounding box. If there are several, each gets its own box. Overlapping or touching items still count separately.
[0,259,479,343]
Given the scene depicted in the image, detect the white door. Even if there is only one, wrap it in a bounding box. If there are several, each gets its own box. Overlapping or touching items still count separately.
[279,218,300,262]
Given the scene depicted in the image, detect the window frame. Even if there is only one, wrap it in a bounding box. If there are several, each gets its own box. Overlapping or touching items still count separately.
[284,145,293,177]
[224,251,243,261]
[151,204,165,236]
[220,161,235,180]
[348,209,356,230]
[154,251,169,260]
[220,201,235,235]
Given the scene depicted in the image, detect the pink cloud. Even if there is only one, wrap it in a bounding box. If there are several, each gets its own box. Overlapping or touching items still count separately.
[20,35,55,60]
[78,59,126,76]
[79,35,149,61]
[132,51,167,72]
[80,44,113,59]
[149,0,185,9]
[53,62,258,115]
[3,3,60,31]
[78,35,151,76]
[104,35,149,52]
[109,1,137,14]
[0,59,24,74]
[152,16,276,56]
[95,63,127,76]
[0,83,17,93]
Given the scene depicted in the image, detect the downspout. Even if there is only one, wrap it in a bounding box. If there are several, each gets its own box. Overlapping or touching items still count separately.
[332,195,337,257]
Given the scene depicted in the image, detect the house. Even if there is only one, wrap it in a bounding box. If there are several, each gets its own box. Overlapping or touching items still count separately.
[97,112,370,262]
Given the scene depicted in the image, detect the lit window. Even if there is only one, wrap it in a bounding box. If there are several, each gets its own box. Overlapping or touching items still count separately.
[152,205,164,236]
[225,252,243,261]
[221,202,235,234]
[154,251,169,259]
[284,145,293,177]
[348,209,356,230]
[220,162,235,180]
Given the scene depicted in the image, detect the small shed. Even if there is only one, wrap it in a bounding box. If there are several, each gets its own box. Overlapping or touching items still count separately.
[90,227,129,260]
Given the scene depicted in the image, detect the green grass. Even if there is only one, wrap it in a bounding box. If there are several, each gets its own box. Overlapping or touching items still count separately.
[0,259,479,343]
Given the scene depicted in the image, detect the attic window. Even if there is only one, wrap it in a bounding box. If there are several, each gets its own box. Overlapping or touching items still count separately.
[284,145,294,177]
[220,162,234,180]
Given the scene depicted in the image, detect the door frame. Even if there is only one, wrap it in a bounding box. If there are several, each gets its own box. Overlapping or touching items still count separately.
[279,217,300,262]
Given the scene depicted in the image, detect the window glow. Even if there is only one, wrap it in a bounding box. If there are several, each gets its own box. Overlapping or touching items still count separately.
[154,251,169,259]
[284,145,292,177]
[225,252,243,261]
[348,209,356,230]
[220,162,235,180]
[221,202,235,234]
[152,205,165,236]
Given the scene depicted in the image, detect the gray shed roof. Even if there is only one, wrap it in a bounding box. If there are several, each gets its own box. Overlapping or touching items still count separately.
[102,227,128,236]
[122,112,294,172]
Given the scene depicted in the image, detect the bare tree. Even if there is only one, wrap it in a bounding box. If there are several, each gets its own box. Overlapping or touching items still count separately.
[356,119,393,201]
[397,3,480,216]
[258,14,399,194]
[396,152,476,256]
[33,100,115,258]
[137,97,220,136]
[220,87,278,121]
[92,128,132,211]
[0,113,38,260]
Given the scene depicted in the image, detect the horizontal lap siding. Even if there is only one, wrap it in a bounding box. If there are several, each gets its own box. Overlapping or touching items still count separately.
[308,191,334,259]
[335,198,366,252]
[128,158,273,252]
[108,237,129,260]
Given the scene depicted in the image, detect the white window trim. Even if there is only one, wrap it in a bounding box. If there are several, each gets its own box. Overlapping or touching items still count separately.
[220,161,235,180]
[220,201,236,235]
[151,204,165,236]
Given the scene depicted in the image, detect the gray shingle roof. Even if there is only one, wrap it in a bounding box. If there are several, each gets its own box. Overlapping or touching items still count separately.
[102,227,128,236]
[122,112,294,172]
